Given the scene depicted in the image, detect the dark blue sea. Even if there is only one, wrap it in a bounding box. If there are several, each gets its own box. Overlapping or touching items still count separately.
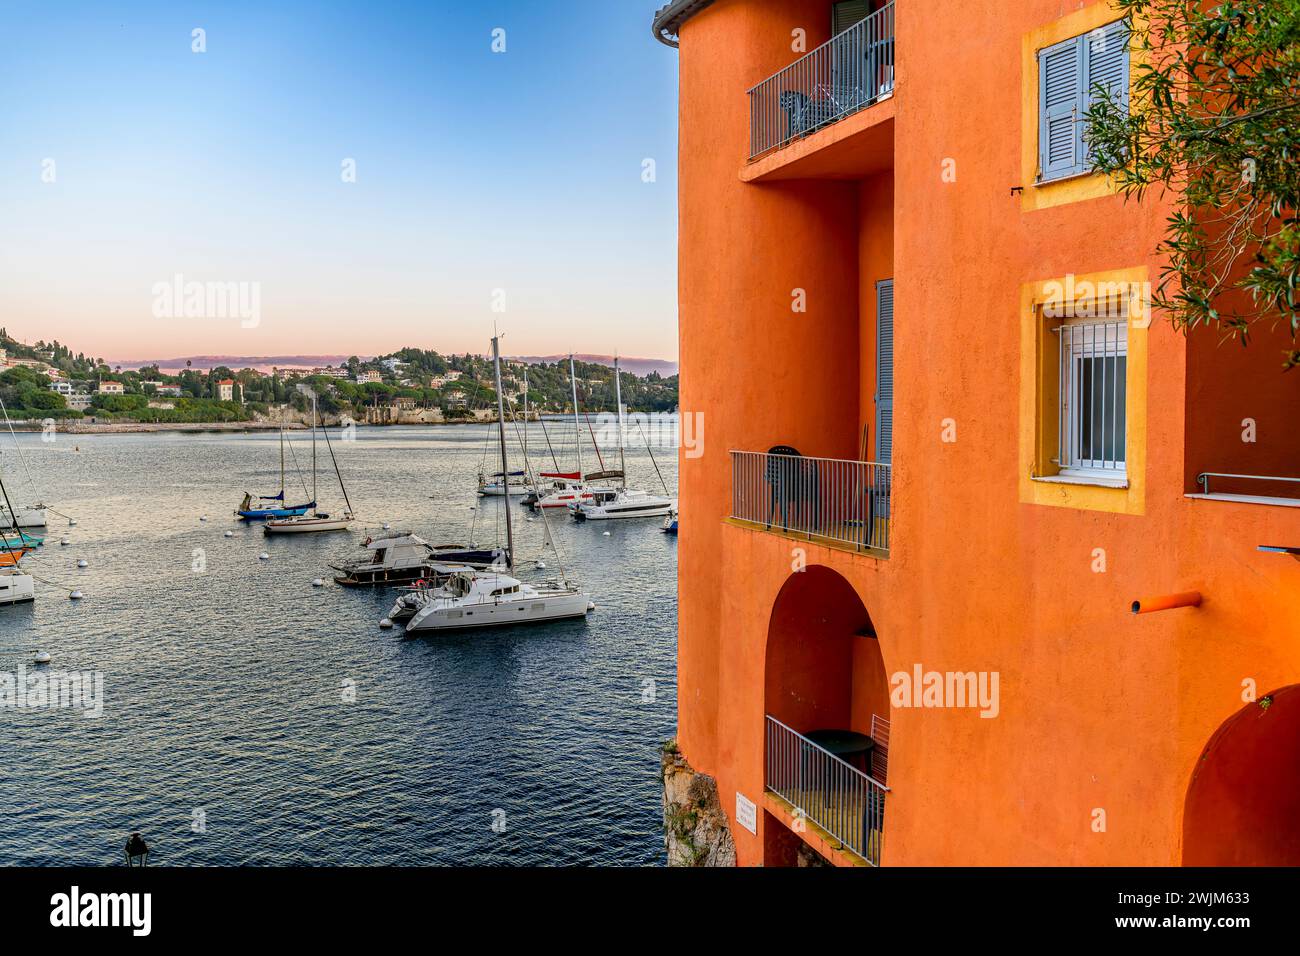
[0,423,677,865]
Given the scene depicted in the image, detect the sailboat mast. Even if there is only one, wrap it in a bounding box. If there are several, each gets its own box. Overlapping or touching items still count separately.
[311,395,318,506]
[614,355,627,488]
[522,367,529,465]
[320,417,354,516]
[492,336,515,571]
[279,417,286,500]
[569,354,583,479]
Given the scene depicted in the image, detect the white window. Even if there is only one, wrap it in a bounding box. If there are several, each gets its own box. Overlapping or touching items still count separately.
[1054,319,1127,480]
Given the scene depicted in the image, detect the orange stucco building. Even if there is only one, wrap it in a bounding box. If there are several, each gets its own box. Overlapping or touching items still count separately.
[655,0,1300,866]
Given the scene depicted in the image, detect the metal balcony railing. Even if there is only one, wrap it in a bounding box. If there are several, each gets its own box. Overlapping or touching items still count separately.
[731,450,891,554]
[747,1,896,160]
[765,716,888,866]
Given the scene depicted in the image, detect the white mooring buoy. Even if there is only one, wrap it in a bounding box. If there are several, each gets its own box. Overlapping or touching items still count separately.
[536,561,547,569]
[259,552,270,561]
[602,531,611,537]
[77,559,89,568]
[200,515,208,522]
[70,590,84,601]
[587,602,596,611]
[224,530,234,538]
[312,578,324,588]
[60,538,69,546]
[69,519,77,527]
[34,651,51,665]
[382,522,391,530]
[379,618,394,629]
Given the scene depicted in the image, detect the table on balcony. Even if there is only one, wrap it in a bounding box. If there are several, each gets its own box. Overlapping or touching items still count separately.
[805,729,875,775]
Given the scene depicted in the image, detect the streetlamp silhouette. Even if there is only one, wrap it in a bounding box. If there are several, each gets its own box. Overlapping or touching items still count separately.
[124,832,149,867]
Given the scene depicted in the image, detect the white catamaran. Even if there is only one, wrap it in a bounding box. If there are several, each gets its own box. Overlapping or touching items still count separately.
[402,334,592,634]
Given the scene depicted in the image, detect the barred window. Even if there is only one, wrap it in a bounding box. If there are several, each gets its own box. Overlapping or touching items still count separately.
[1054,320,1127,478]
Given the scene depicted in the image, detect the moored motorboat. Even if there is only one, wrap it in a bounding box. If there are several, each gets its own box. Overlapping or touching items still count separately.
[332,532,508,586]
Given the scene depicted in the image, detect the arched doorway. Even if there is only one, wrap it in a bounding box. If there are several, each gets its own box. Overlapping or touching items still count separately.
[763,566,890,865]
[1182,684,1300,865]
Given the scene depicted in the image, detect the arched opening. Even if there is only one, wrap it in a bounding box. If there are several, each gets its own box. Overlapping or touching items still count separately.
[1182,684,1300,866]
[763,566,890,865]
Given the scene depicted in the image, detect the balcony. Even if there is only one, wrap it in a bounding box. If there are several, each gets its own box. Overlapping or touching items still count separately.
[765,715,889,866]
[747,1,896,161]
[730,450,891,555]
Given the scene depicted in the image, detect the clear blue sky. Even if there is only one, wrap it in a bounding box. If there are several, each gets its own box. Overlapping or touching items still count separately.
[0,0,679,361]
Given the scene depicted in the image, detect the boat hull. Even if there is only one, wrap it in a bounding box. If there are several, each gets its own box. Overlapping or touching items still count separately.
[574,501,676,520]
[1,531,43,548]
[3,508,47,529]
[333,565,436,587]
[405,589,591,633]
[264,516,353,534]
[477,485,530,497]
[0,573,34,606]
[531,492,594,510]
[236,505,313,520]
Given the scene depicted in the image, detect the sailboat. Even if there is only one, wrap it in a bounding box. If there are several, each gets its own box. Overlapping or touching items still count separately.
[0,468,34,605]
[403,333,592,634]
[0,398,50,528]
[530,355,597,511]
[265,397,354,534]
[572,356,676,520]
[476,470,530,497]
[235,418,315,520]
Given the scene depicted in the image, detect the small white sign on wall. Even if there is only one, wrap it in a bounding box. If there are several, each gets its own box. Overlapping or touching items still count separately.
[735,792,757,835]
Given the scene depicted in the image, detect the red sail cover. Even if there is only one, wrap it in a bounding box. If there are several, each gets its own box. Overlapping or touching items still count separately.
[540,472,581,480]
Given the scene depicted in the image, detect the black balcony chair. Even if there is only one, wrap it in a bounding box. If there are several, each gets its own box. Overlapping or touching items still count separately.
[778,90,840,140]
[764,445,822,533]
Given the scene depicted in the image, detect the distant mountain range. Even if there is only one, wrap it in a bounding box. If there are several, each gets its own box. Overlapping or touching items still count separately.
[108,353,679,377]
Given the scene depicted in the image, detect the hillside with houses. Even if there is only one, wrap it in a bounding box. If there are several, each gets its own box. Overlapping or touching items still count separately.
[0,331,678,427]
